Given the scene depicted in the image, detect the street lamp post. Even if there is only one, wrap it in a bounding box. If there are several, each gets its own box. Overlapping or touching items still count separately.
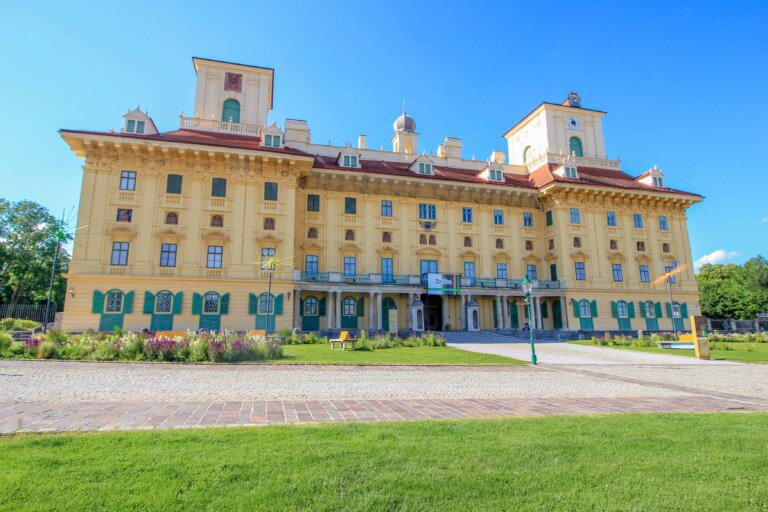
[522,276,537,365]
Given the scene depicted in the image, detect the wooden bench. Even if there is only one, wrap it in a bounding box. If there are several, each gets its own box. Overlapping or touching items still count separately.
[329,330,357,350]
[154,330,188,339]
[247,329,267,337]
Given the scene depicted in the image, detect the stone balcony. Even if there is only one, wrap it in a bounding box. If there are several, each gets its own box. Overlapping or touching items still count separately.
[179,115,262,136]
[526,152,622,171]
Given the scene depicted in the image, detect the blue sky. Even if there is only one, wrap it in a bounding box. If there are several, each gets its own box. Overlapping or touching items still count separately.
[1,0,766,269]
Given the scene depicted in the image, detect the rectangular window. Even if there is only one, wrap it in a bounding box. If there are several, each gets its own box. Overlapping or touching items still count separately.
[420,259,438,275]
[207,245,223,268]
[110,242,129,266]
[260,248,276,269]
[606,211,617,227]
[462,207,473,223]
[418,162,432,174]
[575,262,586,281]
[160,244,177,267]
[211,178,227,197]
[381,200,392,217]
[166,174,182,194]
[343,256,356,276]
[497,263,508,279]
[120,171,136,191]
[570,208,581,224]
[637,241,646,252]
[264,134,281,147]
[545,210,553,227]
[136,121,145,134]
[659,216,669,231]
[116,209,132,222]
[418,203,436,220]
[493,209,504,225]
[523,211,533,227]
[490,169,503,181]
[640,265,650,283]
[633,213,644,228]
[564,166,578,178]
[665,262,678,284]
[305,255,318,275]
[342,155,358,167]
[652,176,663,187]
[264,182,278,201]
[612,263,624,282]
[526,264,538,281]
[344,197,357,214]
[381,258,393,283]
[307,194,320,212]
[126,120,135,133]
[464,262,476,282]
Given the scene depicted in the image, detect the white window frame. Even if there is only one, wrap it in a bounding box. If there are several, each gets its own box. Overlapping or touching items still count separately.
[418,162,432,175]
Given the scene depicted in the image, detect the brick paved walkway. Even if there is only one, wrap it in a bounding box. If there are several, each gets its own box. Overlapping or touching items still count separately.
[1,359,766,433]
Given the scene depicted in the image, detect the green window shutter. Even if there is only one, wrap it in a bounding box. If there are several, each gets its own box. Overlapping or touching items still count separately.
[123,291,135,314]
[220,293,230,315]
[248,293,258,315]
[681,303,689,318]
[572,299,580,318]
[91,291,105,314]
[655,302,663,319]
[173,292,183,314]
[192,293,202,315]
[611,301,618,318]
[639,303,647,319]
[628,302,636,318]
[541,302,548,319]
[274,294,284,315]
[591,300,598,318]
[143,291,155,314]
[666,303,673,318]
[357,297,364,317]
[319,297,327,316]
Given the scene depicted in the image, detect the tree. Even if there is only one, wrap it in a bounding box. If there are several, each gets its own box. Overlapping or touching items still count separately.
[696,256,768,319]
[0,199,71,313]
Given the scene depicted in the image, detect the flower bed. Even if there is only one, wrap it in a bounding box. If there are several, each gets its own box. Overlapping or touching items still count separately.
[1,330,282,363]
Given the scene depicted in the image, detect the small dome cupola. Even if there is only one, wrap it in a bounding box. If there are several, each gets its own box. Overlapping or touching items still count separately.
[393,111,416,133]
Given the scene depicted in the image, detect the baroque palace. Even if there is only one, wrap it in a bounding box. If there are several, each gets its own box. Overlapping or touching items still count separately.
[60,57,702,334]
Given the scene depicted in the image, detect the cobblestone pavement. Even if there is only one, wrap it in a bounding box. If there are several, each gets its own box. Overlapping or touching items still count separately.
[1,358,766,433]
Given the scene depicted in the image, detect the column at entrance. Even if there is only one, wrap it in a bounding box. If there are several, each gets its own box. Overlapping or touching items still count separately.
[559,296,568,329]
[293,289,301,329]
[326,291,334,329]
[495,296,504,330]
[376,292,383,330]
[535,297,543,329]
[334,290,342,329]
[459,294,466,330]
[368,291,375,330]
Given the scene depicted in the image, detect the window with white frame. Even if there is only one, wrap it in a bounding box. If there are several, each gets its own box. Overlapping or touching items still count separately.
[126,119,145,134]
[111,242,129,266]
[418,162,432,175]
[203,293,220,314]
[616,300,628,318]
[119,171,136,191]
[342,154,358,167]
[462,207,473,223]
[644,301,655,318]
[155,291,173,313]
[258,293,273,314]
[304,296,318,315]
[497,263,508,279]
[579,300,591,317]
[489,169,504,181]
[652,176,664,187]
[105,290,123,313]
[207,246,223,268]
[264,134,281,147]
[575,262,586,281]
[526,264,538,280]
[160,244,177,267]
[342,297,357,316]
[564,166,578,178]
[493,209,504,225]
[343,256,356,276]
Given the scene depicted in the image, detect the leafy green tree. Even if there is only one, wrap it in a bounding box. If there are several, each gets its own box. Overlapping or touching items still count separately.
[0,199,71,313]
[696,256,768,319]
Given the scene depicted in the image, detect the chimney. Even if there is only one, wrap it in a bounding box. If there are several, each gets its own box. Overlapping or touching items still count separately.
[490,150,506,165]
[441,137,462,159]
[358,134,367,150]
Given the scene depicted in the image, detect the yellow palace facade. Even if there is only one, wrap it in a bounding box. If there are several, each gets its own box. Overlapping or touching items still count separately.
[60,57,702,334]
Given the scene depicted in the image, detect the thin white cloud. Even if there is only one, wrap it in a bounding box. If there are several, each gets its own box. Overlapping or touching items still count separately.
[694,249,739,271]
[762,217,768,224]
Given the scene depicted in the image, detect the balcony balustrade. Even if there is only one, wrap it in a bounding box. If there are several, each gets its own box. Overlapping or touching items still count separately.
[294,270,564,290]
[179,116,262,136]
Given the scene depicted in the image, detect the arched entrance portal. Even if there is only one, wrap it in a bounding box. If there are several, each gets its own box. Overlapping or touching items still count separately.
[421,294,443,331]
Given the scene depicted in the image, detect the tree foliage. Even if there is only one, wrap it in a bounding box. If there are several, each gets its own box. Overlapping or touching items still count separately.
[0,198,71,309]
[696,256,768,319]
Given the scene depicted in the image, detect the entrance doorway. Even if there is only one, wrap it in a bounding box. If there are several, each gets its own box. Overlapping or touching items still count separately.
[421,294,443,331]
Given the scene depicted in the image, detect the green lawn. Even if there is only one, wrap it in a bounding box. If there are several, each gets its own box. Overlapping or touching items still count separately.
[569,340,768,363]
[1,413,766,511]
[276,343,524,365]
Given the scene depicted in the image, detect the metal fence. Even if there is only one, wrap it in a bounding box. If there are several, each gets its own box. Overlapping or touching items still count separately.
[0,304,57,324]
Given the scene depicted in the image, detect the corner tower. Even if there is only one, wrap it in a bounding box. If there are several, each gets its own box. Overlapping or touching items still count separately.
[392,110,418,154]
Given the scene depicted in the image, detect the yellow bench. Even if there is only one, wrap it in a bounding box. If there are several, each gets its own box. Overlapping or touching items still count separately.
[247,329,267,337]
[329,330,357,350]
[154,330,188,339]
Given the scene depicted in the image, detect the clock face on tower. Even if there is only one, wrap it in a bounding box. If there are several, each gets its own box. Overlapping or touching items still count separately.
[568,116,582,130]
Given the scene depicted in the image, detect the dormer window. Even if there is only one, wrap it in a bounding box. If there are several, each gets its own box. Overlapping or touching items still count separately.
[652,176,664,187]
[343,155,358,167]
[126,120,145,134]
[489,169,504,182]
[264,134,281,147]
[418,162,432,175]
[564,166,578,178]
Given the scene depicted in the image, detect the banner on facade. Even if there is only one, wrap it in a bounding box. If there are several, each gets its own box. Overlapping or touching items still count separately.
[427,273,461,296]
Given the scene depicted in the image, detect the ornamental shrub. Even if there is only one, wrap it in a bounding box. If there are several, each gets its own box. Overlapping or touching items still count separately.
[0,318,40,331]
[0,332,12,356]
[37,340,59,359]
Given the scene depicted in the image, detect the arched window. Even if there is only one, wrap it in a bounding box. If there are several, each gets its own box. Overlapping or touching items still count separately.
[525,240,533,250]
[579,299,591,317]
[258,293,274,314]
[616,300,628,318]
[428,235,436,245]
[307,227,318,239]
[211,215,223,228]
[644,301,655,318]
[264,218,275,230]
[548,239,555,250]
[662,243,670,253]
[419,234,427,245]
[382,231,392,243]
[304,296,318,316]
[496,238,503,249]
[203,292,220,314]
[345,229,355,241]
[523,146,533,164]
[105,289,124,313]
[222,99,240,123]
[165,212,178,225]
[569,136,583,157]
[464,237,472,248]
[342,297,357,316]
[671,302,681,318]
[154,291,173,314]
